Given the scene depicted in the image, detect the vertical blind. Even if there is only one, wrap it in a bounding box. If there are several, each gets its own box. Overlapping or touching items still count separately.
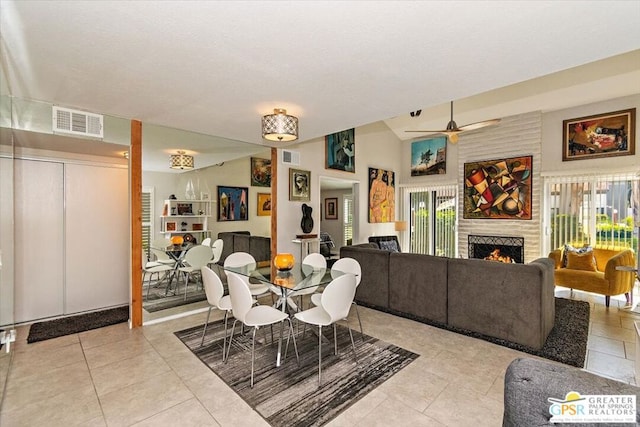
[141,188,153,261]
[343,194,353,245]
[406,184,457,257]
[544,173,638,251]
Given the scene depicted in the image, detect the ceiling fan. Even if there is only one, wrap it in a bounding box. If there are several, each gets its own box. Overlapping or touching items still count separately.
[405,101,500,143]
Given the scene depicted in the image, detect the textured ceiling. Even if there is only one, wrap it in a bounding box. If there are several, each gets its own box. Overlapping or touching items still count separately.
[1,0,639,172]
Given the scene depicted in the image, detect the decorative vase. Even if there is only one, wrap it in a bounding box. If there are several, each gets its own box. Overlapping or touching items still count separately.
[185,179,196,200]
[171,235,184,248]
[273,253,295,271]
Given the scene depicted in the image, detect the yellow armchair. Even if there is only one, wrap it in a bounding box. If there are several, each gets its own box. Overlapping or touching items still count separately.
[548,245,636,307]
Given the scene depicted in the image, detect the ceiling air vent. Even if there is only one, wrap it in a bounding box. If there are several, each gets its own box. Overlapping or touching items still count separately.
[282,149,300,165]
[52,106,104,138]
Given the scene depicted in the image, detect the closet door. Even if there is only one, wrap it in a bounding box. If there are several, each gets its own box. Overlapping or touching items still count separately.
[64,164,129,313]
[14,159,64,323]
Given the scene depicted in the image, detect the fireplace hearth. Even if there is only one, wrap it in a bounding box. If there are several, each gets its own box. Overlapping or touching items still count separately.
[468,235,525,264]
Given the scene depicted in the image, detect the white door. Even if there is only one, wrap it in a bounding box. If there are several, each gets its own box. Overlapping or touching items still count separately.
[14,159,65,323]
[64,164,129,314]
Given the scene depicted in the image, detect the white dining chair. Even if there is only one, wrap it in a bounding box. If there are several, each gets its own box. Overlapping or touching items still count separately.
[225,272,299,388]
[200,266,233,358]
[311,257,364,340]
[294,273,358,385]
[208,238,224,274]
[224,252,271,299]
[142,249,174,298]
[178,245,213,300]
[201,237,212,247]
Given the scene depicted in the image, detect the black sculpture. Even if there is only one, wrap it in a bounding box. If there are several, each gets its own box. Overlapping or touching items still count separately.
[301,203,314,233]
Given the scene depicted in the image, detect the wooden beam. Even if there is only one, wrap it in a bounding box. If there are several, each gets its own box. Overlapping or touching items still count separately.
[270,147,278,278]
[130,120,143,327]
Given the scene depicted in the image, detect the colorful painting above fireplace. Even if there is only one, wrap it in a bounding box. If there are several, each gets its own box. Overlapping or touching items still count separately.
[463,156,532,220]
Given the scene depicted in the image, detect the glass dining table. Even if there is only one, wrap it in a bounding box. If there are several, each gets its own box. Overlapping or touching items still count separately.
[223,261,349,366]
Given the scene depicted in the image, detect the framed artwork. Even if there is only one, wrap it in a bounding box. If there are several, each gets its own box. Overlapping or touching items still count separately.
[325,128,355,172]
[165,221,177,231]
[176,203,192,215]
[257,193,271,216]
[250,157,272,187]
[217,186,248,221]
[289,168,311,202]
[368,167,395,223]
[411,136,447,176]
[563,108,635,161]
[324,197,338,220]
[463,156,532,220]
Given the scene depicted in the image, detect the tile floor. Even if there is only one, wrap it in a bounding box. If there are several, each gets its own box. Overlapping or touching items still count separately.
[1,284,639,427]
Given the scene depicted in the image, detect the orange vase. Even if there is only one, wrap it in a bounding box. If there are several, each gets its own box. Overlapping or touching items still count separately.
[273,253,295,271]
[171,235,184,246]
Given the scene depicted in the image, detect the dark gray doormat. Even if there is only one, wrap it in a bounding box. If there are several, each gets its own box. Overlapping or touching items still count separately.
[27,305,129,343]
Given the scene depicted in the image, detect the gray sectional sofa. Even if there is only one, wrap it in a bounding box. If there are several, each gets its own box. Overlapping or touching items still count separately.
[340,243,556,350]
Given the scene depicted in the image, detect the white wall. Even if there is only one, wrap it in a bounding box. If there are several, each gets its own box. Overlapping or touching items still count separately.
[277,121,403,256]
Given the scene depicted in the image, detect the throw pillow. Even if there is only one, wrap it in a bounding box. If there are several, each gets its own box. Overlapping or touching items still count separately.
[562,244,593,267]
[379,240,400,252]
[566,251,597,271]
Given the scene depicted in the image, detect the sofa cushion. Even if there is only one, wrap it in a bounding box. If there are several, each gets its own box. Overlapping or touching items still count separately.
[388,252,448,324]
[448,257,555,350]
[368,235,401,252]
[378,240,400,252]
[340,245,390,308]
[566,250,597,271]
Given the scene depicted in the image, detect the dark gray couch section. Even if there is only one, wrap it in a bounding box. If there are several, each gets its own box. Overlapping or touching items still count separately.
[389,252,448,323]
[448,257,556,350]
[218,231,270,264]
[340,243,390,309]
[503,358,640,426]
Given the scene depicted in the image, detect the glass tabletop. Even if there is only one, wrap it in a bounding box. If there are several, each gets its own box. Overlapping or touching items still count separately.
[223,262,345,293]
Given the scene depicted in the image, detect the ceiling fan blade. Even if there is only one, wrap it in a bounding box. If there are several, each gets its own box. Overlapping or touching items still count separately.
[457,118,501,132]
[404,129,448,133]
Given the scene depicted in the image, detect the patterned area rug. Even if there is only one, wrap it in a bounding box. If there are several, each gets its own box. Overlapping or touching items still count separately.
[175,321,418,427]
[143,279,206,313]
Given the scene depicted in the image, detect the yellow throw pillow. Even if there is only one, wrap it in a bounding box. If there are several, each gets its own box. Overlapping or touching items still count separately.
[566,251,597,272]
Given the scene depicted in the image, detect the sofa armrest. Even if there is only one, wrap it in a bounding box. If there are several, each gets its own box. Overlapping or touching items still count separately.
[548,249,562,269]
[604,249,637,294]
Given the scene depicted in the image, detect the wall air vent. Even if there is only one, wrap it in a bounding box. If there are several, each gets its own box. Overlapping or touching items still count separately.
[52,106,104,138]
[282,149,300,165]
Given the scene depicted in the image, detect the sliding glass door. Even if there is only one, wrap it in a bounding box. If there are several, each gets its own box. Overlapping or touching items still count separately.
[408,185,457,257]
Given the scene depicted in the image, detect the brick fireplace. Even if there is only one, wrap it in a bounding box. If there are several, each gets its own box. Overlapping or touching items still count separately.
[468,235,525,264]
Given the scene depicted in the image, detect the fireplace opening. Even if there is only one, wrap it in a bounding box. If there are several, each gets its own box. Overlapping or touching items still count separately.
[468,235,524,264]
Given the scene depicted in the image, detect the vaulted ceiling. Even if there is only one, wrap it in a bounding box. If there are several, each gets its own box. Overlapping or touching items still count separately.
[2,1,639,172]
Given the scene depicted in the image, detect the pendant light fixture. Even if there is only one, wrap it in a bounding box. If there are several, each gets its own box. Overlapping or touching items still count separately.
[170,150,194,170]
[262,108,298,142]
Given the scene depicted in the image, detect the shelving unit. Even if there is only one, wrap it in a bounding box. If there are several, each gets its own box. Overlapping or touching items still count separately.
[160,199,212,238]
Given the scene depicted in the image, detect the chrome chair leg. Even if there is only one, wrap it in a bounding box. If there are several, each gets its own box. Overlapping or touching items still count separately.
[353,302,364,341]
[200,306,213,347]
